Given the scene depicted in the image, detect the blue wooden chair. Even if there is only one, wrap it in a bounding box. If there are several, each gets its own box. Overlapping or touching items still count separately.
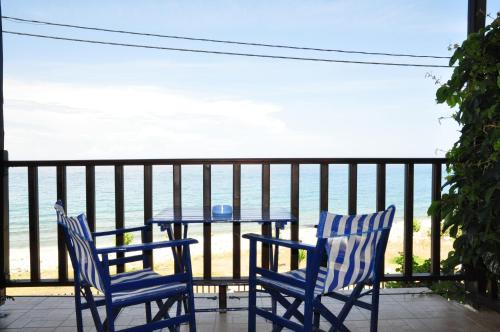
[243,205,395,332]
[55,201,197,332]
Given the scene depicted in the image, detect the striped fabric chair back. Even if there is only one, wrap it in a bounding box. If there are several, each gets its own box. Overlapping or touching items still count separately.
[316,205,395,293]
[66,228,105,292]
[54,201,103,292]
[54,201,92,240]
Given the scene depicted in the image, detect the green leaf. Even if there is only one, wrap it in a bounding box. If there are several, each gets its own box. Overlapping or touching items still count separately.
[436,86,449,103]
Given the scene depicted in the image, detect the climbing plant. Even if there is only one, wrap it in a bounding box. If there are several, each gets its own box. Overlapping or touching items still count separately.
[428,14,500,278]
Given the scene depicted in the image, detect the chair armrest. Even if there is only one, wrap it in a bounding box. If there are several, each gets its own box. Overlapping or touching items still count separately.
[242,233,316,251]
[96,238,198,254]
[92,225,150,237]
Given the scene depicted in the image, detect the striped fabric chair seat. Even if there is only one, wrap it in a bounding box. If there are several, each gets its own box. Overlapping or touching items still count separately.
[110,268,158,285]
[112,282,187,305]
[110,268,188,305]
[259,266,328,296]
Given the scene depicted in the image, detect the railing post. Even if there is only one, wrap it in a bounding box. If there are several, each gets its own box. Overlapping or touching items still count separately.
[173,164,182,240]
[261,163,271,269]
[0,151,9,301]
[172,164,183,273]
[467,0,486,35]
[144,165,153,268]
[115,165,125,273]
[376,163,386,276]
[319,163,328,212]
[0,4,6,302]
[431,163,442,276]
[290,163,299,270]
[85,165,96,234]
[232,163,241,279]
[404,163,414,278]
[56,165,68,281]
[218,284,228,313]
[28,166,40,282]
[348,164,357,215]
[203,164,211,279]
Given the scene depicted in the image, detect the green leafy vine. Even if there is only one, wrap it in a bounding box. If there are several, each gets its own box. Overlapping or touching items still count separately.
[428,14,500,278]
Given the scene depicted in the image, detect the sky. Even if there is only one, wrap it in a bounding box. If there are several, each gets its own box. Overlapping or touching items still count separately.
[2,0,499,160]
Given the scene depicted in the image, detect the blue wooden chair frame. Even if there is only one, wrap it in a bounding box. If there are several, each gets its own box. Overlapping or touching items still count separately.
[244,206,395,332]
[56,202,197,332]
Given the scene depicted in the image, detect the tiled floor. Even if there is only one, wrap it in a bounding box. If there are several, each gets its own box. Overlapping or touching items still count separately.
[0,288,499,331]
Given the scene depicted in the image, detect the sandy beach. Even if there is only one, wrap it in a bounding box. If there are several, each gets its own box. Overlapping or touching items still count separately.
[7,217,454,296]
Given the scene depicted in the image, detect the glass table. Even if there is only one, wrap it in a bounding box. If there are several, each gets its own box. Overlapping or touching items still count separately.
[148,208,297,271]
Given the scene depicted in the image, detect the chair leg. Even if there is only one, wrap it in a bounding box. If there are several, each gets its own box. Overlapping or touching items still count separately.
[303,297,314,332]
[145,301,152,323]
[74,285,84,332]
[248,279,257,332]
[370,282,380,332]
[272,295,278,330]
[187,292,197,332]
[248,241,257,332]
[105,305,115,332]
[82,286,104,332]
[313,295,321,331]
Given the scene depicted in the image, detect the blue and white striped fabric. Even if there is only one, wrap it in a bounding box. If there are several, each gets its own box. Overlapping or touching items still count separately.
[260,266,328,296]
[69,229,105,292]
[112,282,187,304]
[316,206,395,293]
[110,268,187,303]
[110,268,158,285]
[54,201,92,240]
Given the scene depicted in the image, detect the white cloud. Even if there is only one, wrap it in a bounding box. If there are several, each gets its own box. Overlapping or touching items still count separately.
[3,78,458,160]
[4,79,330,159]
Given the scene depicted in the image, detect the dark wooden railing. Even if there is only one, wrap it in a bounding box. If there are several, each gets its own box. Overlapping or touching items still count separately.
[1,157,466,291]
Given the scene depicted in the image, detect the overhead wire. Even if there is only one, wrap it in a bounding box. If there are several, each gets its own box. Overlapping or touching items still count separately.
[2,30,453,68]
[2,15,451,60]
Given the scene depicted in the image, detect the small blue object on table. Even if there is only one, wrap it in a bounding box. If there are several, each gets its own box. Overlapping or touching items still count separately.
[212,204,233,219]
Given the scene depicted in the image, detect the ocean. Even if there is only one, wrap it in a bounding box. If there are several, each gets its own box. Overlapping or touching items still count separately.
[8,163,445,249]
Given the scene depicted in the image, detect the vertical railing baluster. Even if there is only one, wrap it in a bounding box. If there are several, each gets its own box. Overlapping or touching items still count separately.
[404,163,414,279]
[28,166,40,282]
[376,164,386,211]
[173,164,182,238]
[232,163,241,279]
[376,163,386,276]
[348,164,357,215]
[173,164,182,273]
[431,163,442,276]
[290,163,299,270]
[261,163,271,269]
[203,164,211,279]
[85,165,96,234]
[0,151,9,292]
[56,165,68,281]
[115,165,125,273]
[144,165,153,268]
[320,163,328,212]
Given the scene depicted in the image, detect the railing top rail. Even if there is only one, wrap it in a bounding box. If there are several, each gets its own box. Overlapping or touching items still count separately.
[6,157,446,167]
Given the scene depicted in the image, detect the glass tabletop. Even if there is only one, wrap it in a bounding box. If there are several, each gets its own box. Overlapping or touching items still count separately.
[148,208,296,224]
